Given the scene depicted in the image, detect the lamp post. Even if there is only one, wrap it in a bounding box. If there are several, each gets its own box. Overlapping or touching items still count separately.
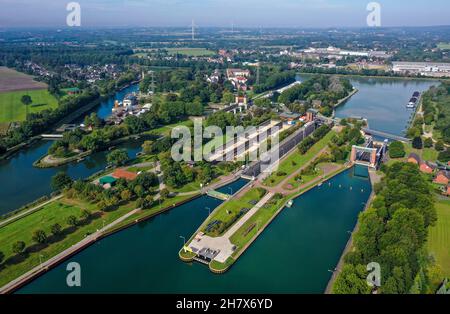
[179,236,186,252]
[206,207,211,216]
[228,187,233,195]
[39,254,44,268]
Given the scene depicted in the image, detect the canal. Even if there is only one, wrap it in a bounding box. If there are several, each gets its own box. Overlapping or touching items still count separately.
[297,74,437,136]
[18,166,371,293]
[0,85,140,215]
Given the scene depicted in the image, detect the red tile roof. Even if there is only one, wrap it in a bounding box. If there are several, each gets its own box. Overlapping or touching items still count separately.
[112,168,138,181]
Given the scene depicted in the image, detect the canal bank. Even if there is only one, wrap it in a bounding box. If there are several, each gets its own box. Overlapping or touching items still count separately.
[297,74,437,137]
[17,166,371,294]
[0,84,140,215]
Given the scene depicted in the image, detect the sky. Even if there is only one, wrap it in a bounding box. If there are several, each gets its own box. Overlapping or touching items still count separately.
[0,0,449,28]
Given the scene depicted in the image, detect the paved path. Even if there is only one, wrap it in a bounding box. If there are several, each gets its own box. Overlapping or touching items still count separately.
[0,207,140,294]
[223,192,274,239]
[189,192,274,263]
[0,195,64,228]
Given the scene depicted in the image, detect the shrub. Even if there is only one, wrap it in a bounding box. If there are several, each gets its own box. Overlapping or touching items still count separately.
[389,141,406,158]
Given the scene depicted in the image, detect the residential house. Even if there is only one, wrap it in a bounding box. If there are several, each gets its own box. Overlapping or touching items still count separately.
[407,153,421,165]
[434,170,450,185]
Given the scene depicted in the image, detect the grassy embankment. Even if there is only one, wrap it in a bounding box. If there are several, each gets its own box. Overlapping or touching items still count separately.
[263,130,336,187]
[427,198,450,277]
[0,197,136,287]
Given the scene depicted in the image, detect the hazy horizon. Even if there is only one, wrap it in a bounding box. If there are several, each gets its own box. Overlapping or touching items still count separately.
[0,0,449,29]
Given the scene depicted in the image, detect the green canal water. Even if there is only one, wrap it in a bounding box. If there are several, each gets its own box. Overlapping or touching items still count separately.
[19,167,371,293]
[0,85,140,215]
[298,74,437,136]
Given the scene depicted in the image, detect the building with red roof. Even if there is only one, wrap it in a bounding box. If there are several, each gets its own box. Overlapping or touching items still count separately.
[112,168,138,181]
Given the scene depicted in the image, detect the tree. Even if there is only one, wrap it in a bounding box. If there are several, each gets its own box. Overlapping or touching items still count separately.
[12,241,26,255]
[21,94,32,118]
[333,264,372,294]
[66,215,78,227]
[50,223,62,236]
[81,210,91,221]
[435,140,445,151]
[160,188,170,199]
[389,141,406,158]
[423,137,433,148]
[120,189,132,201]
[32,230,47,244]
[141,140,154,155]
[412,136,423,149]
[51,172,73,191]
[107,149,129,167]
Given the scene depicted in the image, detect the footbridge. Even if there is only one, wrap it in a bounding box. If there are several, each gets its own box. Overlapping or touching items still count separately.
[362,128,410,143]
[206,190,231,201]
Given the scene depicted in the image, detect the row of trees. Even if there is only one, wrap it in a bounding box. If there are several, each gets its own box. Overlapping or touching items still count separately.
[334,162,439,294]
[1,208,93,267]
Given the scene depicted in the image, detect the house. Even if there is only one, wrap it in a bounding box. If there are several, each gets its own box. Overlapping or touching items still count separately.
[434,170,450,185]
[407,153,421,165]
[419,161,435,174]
[112,168,138,181]
[66,87,81,95]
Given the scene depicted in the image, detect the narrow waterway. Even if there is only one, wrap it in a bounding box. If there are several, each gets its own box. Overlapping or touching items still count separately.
[0,85,139,215]
[19,166,371,293]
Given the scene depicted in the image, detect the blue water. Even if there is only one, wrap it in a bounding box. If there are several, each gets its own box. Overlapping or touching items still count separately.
[0,84,140,215]
[19,167,371,293]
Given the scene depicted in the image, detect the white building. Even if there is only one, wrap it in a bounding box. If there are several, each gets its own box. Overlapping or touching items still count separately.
[392,62,450,77]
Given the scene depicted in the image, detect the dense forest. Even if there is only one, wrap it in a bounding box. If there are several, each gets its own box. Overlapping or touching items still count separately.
[334,162,440,294]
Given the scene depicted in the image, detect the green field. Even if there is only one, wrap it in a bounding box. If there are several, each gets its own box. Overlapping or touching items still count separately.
[0,89,58,123]
[0,197,136,287]
[437,42,450,50]
[202,188,266,237]
[229,194,286,251]
[166,48,216,57]
[264,131,336,187]
[428,199,450,277]
[404,143,439,161]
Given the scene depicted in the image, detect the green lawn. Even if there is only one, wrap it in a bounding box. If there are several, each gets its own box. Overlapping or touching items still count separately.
[264,131,336,187]
[285,163,329,189]
[0,89,58,123]
[404,143,439,162]
[202,188,266,237]
[427,199,450,277]
[166,48,216,57]
[146,119,193,137]
[437,42,450,50]
[229,194,286,251]
[0,197,136,287]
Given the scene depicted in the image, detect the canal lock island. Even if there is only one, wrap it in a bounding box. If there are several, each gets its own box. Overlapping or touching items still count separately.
[0,20,450,296]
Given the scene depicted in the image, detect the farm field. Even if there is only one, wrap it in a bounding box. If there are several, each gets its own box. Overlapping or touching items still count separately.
[165,48,216,56]
[427,198,450,277]
[0,67,47,93]
[437,42,450,50]
[0,89,58,123]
